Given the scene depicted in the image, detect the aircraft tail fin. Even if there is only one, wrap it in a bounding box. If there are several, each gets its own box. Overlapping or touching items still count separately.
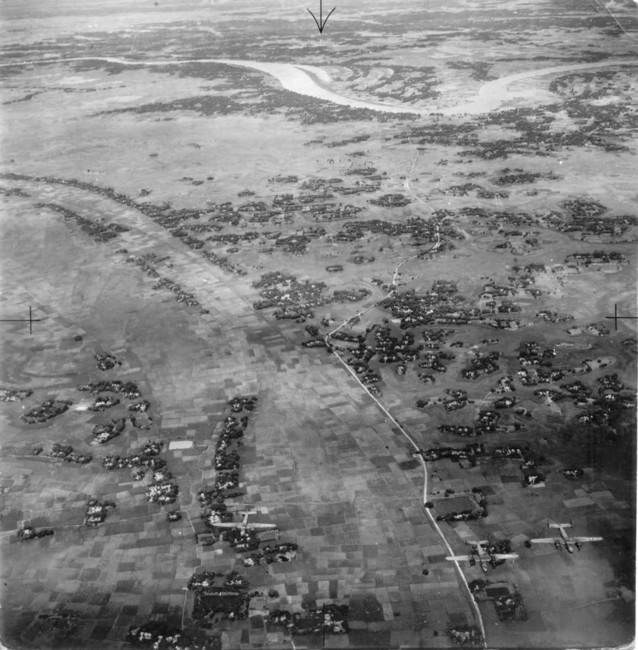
[548,522,571,529]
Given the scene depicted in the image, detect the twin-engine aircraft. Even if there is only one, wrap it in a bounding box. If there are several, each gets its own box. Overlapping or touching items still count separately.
[446,540,519,573]
[213,510,278,531]
[530,522,603,553]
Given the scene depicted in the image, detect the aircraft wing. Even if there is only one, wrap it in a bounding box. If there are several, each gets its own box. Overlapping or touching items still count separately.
[246,523,278,530]
[493,553,519,560]
[213,522,276,530]
[446,555,471,562]
[572,536,603,543]
[213,522,241,529]
[530,537,556,544]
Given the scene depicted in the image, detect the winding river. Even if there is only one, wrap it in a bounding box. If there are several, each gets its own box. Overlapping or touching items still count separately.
[213,57,638,116]
[450,59,638,115]
[3,55,638,116]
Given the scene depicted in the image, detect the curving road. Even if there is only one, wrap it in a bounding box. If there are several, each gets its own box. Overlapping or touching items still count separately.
[324,216,485,645]
[3,55,638,116]
[326,333,488,646]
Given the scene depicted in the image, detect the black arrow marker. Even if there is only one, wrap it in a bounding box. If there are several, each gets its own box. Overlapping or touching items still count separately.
[307,0,336,33]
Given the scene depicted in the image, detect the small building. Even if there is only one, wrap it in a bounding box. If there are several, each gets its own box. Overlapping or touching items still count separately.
[583,357,614,372]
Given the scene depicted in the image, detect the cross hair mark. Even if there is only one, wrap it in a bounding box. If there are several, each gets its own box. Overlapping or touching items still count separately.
[0,306,43,334]
[604,303,638,331]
